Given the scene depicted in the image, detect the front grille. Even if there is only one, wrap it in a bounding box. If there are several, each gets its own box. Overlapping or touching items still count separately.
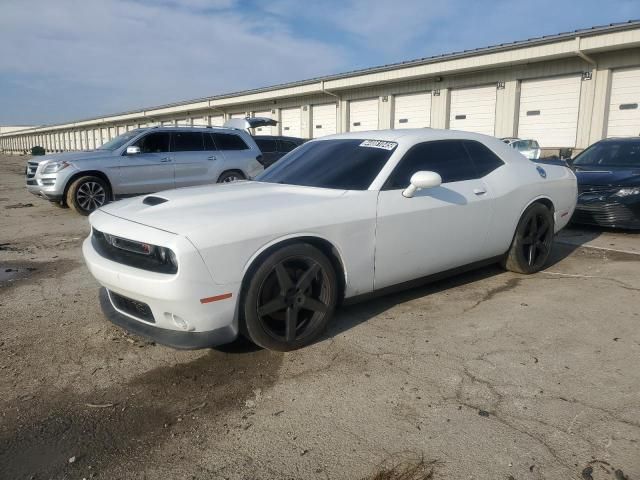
[92,228,178,274]
[573,201,640,228]
[109,290,155,323]
[577,184,618,195]
[25,161,38,181]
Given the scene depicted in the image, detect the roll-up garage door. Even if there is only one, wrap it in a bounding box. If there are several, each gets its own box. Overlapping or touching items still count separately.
[176,119,189,126]
[394,92,431,129]
[518,74,582,148]
[101,128,109,145]
[312,103,337,138]
[607,67,640,138]
[230,112,246,119]
[253,110,273,135]
[349,98,379,132]
[210,115,224,127]
[281,107,302,137]
[449,85,496,136]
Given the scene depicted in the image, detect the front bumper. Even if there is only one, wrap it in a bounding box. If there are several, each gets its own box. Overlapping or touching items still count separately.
[99,288,235,349]
[83,210,241,348]
[25,160,76,201]
[572,200,640,229]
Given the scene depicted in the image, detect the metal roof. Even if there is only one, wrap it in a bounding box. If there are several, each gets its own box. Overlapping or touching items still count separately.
[7,20,640,130]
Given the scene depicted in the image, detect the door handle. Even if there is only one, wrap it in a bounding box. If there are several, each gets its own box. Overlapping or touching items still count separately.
[160,157,172,162]
[207,155,216,161]
[473,188,487,195]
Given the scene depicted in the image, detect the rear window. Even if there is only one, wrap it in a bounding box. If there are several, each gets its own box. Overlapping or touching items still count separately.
[213,133,249,151]
[255,138,277,153]
[257,139,395,190]
[171,132,204,152]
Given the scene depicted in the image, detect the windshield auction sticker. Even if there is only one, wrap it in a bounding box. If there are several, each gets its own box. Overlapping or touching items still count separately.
[359,140,398,150]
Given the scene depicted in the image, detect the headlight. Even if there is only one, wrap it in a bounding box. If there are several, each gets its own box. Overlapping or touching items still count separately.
[613,187,640,197]
[42,160,70,174]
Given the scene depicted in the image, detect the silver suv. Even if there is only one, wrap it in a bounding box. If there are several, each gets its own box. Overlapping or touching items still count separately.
[25,126,264,215]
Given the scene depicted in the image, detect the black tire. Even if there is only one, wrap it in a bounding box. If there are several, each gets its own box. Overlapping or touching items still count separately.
[66,176,110,216]
[242,243,338,351]
[502,202,554,274]
[217,170,245,183]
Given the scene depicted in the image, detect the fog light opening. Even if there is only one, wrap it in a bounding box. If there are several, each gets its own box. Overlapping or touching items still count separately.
[170,313,193,331]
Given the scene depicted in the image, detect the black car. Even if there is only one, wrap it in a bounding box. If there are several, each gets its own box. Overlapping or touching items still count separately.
[571,138,640,229]
[253,136,305,168]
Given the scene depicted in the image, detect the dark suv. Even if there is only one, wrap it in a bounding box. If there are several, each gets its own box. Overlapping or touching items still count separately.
[253,136,305,168]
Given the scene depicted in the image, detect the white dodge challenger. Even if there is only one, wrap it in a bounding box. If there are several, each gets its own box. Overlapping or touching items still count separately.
[83,129,577,351]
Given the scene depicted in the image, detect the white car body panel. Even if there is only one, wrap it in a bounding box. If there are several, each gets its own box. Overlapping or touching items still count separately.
[83,128,577,347]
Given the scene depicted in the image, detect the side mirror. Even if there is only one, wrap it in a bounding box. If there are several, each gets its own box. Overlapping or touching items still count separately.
[126,146,141,155]
[403,171,442,198]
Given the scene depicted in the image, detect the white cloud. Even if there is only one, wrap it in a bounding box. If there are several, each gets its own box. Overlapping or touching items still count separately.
[0,0,345,122]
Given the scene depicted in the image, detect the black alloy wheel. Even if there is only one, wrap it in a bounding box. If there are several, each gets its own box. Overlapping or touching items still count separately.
[242,243,337,351]
[502,202,554,274]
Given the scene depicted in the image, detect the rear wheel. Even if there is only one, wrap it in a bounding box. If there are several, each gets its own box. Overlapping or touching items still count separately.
[217,170,245,183]
[502,202,554,274]
[242,243,338,351]
[66,176,110,216]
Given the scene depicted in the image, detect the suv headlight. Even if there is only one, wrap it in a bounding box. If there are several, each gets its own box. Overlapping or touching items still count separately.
[42,160,70,174]
[613,187,640,198]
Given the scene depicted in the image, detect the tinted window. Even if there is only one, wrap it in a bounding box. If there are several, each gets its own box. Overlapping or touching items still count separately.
[255,138,277,153]
[213,133,249,151]
[100,129,142,151]
[257,139,395,190]
[384,140,475,189]
[203,132,217,151]
[172,132,204,152]
[573,140,640,168]
[279,140,299,153]
[463,140,504,177]
[134,132,171,153]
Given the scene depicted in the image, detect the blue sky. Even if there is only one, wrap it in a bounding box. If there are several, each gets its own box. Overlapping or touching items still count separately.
[0,0,638,125]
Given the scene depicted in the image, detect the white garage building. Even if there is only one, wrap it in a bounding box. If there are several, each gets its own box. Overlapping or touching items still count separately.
[1,21,639,155]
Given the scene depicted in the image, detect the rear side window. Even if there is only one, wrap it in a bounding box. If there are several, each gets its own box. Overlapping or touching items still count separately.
[213,133,249,151]
[384,140,475,189]
[463,140,504,177]
[171,132,204,152]
[134,132,170,153]
[255,138,277,153]
[203,132,217,151]
[279,140,299,153]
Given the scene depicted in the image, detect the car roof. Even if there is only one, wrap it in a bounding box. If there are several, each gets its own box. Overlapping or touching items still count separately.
[319,128,502,144]
[597,137,640,143]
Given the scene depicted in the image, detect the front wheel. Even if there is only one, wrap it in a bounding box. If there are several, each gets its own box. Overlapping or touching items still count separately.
[502,202,554,274]
[66,176,110,216]
[242,243,338,351]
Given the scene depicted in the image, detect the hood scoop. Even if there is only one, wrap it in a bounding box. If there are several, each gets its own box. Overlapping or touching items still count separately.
[142,196,168,206]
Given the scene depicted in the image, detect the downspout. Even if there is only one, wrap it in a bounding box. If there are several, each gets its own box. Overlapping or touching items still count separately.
[575,36,597,67]
[575,36,598,148]
[321,80,340,99]
[321,80,342,133]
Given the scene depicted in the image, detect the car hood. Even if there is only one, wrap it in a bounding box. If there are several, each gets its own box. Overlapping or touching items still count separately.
[99,181,348,235]
[30,150,115,164]
[574,166,640,187]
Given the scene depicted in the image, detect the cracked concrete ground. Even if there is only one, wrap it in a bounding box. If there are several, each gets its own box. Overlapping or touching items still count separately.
[1,154,639,480]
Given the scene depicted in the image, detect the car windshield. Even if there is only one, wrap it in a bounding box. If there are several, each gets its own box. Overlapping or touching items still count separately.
[98,130,142,151]
[573,140,640,168]
[256,139,397,190]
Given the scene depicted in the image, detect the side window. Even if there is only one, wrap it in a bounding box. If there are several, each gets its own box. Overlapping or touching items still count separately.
[203,132,218,151]
[463,140,505,177]
[171,132,204,152]
[279,140,299,153]
[213,133,249,151]
[134,132,170,153]
[255,138,277,153]
[384,140,475,189]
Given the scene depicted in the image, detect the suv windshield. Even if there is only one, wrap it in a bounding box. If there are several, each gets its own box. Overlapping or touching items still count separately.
[98,130,143,151]
[573,140,640,168]
[256,139,397,190]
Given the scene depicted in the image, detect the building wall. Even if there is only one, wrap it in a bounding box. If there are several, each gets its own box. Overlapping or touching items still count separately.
[1,27,639,154]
